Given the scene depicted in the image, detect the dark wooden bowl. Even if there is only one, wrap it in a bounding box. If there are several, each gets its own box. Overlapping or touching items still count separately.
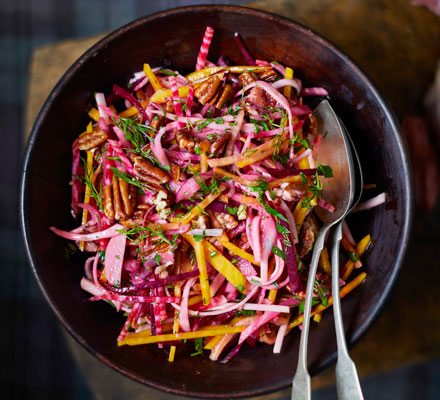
[20,5,413,398]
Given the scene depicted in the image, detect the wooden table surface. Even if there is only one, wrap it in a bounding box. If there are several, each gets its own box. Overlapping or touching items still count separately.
[25,0,440,398]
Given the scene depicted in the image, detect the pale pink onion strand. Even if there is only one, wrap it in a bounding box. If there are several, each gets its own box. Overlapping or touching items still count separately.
[352,192,387,212]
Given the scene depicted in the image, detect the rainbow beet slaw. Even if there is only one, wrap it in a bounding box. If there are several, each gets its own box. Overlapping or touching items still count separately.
[51,27,384,362]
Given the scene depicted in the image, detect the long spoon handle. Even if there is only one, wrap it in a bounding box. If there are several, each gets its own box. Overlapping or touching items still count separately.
[331,222,364,400]
[291,227,328,400]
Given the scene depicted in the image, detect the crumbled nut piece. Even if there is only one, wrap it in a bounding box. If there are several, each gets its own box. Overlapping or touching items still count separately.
[237,204,247,220]
[120,210,145,227]
[131,155,170,184]
[112,176,127,221]
[194,215,209,229]
[298,215,319,258]
[216,84,233,109]
[258,69,278,82]
[210,132,231,156]
[215,212,238,230]
[103,184,114,219]
[245,86,277,112]
[303,114,318,136]
[194,75,222,105]
[176,130,199,153]
[273,183,304,202]
[78,130,108,151]
[153,190,172,220]
[238,71,256,87]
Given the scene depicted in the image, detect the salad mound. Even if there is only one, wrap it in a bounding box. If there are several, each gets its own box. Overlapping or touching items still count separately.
[51,27,376,363]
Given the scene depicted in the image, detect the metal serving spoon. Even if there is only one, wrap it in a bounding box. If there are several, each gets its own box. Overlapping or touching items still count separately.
[291,100,356,400]
[330,119,364,400]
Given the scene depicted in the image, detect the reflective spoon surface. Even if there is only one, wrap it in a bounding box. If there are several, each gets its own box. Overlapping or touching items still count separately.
[291,100,356,400]
[331,118,364,400]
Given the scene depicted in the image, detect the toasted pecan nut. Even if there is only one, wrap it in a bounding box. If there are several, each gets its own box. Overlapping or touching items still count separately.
[78,130,108,151]
[176,130,199,153]
[194,75,222,105]
[120,210,144,227]
[150,115,164,132]
[258,69,278,82]
[246,86,277,111]
[112,176,127,221]
[216,84,233,109]
[118,177,136,218]
[210,132,231,156]
[238,71,256,87]
[103,184,114,220]
[303,114,318,136]
[131,155,170,184]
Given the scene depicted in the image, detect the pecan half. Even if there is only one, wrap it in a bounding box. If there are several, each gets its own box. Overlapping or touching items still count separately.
[176,130,199,153]
[215,84,233,109]
[112,176,127,221]
[194,75,222,105]
[103,184,114,219]
[78,130,108,151]
[238,71,256,86]
[303,114,318,136]
[131,155,170,184]
[120,210,145,227]
[245,86,277,112]
[258,69,278,82]
[298,215,319,258]
[118,178,136,218]
[210,132,231,156]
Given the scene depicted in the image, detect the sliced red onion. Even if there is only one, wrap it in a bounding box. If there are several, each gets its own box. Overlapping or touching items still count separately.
[242,303,290,313]
[89,293,180,304]
[179,277,197,331]
[113,126,132,149]
[259,215,277,282]
[317,198,336,212]
[95,92,110,124]
[113,84,147,121]
[151,127,170,168]
[352,192,387,212]
[187,228,223,237]
[273,323,288,354]
[291,105,312,116]
[279,199,299,244]
[80,277,106,297]
[52,224,123,243]
[301,87,329,96]
[104,234,126,286]
[272,78,301,95]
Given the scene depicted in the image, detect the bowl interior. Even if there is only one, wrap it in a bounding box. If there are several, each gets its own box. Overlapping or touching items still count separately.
[21,5,412,398]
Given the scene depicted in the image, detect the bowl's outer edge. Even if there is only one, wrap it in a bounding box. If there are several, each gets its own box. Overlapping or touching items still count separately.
[20,4,414,398]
